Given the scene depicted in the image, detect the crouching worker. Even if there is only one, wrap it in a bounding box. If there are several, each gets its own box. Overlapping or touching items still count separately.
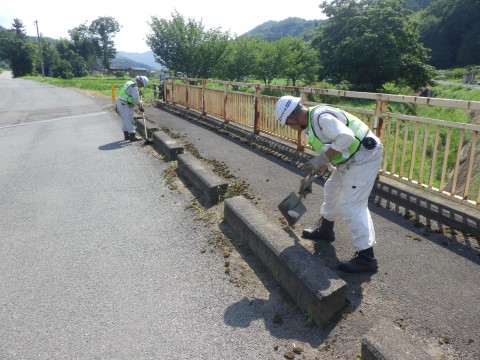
[274,96,383,273]
[116,75,149,142]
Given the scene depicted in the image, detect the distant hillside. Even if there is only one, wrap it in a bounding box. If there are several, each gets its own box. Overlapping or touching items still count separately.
[114,51,163,71]
[243,17,327,41]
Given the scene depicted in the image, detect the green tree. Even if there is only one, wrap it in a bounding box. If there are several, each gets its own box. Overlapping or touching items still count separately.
[52,58,74,79]
[253,39,283,84]
[0,19,35,77]
[89,16,121,70]
[417,0,480,68]
[276,37,319,86]
[313,0,434,91]
[69,22,101,71]
[36,39,59,76]
[54,39,85,78]
[146,11,229,78]
[216,36,261,81]
[402,0,434,12]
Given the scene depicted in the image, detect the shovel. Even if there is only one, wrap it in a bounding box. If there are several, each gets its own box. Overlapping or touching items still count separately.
[278,175,317,226]
[139,96,153,146]
[141,110,153,146]
[278,191,307,226]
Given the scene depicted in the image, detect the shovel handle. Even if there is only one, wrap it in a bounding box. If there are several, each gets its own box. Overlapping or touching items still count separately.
[298,173,319,197]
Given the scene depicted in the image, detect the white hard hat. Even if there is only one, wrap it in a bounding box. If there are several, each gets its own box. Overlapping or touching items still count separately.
[135,75,149,87]
[274,96,301,126]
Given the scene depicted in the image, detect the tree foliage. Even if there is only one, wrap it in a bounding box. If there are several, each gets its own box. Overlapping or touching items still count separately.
[401,0,434,11]
[216,36,262,81]
[312,0,434,91]
[0,19,35,77]
[146,11,229,78]
[69,23,101,66]
[89,16,121,70]
[276,37,319,86]
[253,40,284,84]
[417,0,480,68]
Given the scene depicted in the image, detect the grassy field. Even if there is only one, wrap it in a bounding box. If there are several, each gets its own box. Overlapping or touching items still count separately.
[23,75,157,105]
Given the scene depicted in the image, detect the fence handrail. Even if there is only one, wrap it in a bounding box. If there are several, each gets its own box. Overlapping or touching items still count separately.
[156,77,480,208]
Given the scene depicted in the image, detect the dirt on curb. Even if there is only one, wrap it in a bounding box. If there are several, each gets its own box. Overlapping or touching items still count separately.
[138,105,478,360]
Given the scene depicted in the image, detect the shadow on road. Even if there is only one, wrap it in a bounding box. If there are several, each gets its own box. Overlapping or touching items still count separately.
[98,140,132,151]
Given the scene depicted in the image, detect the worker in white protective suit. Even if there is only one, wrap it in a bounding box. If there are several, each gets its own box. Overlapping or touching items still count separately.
[274,96,383,273]
[116,75,148,142]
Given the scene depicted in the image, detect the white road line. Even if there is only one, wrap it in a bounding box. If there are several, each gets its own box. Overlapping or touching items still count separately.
[0,111,109,130]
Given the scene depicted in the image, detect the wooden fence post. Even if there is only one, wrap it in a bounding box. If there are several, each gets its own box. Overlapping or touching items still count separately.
[374,98,388,139]
[202,79,206,116]
[223,83,229,123]
[185,79,190,110]
[296,90,308,151]
[254,85,261,135]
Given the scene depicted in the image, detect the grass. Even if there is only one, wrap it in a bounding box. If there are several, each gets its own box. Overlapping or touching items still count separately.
[23,75,156,105]
[303,307,314,324]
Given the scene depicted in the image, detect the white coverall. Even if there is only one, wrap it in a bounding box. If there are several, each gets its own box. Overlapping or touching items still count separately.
[310,109,383,252]
[116,82,142,134]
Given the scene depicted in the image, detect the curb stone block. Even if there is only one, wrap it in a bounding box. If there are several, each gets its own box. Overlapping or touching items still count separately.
[134,117,159,139]
[152,131,184,161]
[224,196,347,328]
[177,153,228,204]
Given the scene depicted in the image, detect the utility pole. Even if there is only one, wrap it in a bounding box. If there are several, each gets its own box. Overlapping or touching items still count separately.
[34,20,45,77]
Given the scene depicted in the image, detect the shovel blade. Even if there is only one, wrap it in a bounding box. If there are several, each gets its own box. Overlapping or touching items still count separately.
[278,192,307,226]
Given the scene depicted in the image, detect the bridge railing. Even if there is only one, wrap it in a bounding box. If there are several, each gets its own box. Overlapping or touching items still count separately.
[158,77,480,208]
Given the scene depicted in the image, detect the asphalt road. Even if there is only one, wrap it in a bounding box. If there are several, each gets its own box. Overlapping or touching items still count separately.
[0,74,325,359]
[144,102,480,359]
[1,72,479,359]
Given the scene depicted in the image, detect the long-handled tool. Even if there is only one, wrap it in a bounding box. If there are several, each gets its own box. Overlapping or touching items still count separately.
[141,110,153,146]
[139,96,153,146]
[278,174,317,226]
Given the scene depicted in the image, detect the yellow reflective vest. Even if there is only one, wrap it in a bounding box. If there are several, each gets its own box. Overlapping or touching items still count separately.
[118,81,137,105]
[306,105,370,164]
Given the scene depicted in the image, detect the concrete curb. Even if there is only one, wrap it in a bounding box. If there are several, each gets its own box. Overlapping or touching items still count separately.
[224,196,347,328]
[176,153,228,205]
[361,319,433,360]
[152,131,184,161]
[147,106,445,358]
[134,116,159,140]
[147,127,348,327]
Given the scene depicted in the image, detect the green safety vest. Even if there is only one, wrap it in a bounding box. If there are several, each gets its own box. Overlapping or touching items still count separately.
[307,105,370,164]
[118,80,137,105]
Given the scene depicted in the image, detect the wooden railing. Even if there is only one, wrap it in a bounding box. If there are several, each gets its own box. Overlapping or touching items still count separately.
[158,77,480,208]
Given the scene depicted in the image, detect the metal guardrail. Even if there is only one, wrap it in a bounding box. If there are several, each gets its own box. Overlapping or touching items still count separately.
[155,78,480,208]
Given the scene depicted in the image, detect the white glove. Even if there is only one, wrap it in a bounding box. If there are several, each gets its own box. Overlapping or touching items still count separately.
[305,150,329,175]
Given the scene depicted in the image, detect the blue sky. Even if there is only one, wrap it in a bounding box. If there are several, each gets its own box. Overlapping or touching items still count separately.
[1,0,326,53]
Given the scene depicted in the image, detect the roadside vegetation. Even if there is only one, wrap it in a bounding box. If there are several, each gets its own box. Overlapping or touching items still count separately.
[23,75,156,104]
[2,0,479,94]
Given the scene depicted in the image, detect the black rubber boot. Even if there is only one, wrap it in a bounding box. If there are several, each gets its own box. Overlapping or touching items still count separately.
[302,217,335,242]
[337,247,378,273]
[129,132,141,142]
[123,131,129,141]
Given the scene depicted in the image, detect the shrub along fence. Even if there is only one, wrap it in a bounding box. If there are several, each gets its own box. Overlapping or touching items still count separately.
[153,78,480,209]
